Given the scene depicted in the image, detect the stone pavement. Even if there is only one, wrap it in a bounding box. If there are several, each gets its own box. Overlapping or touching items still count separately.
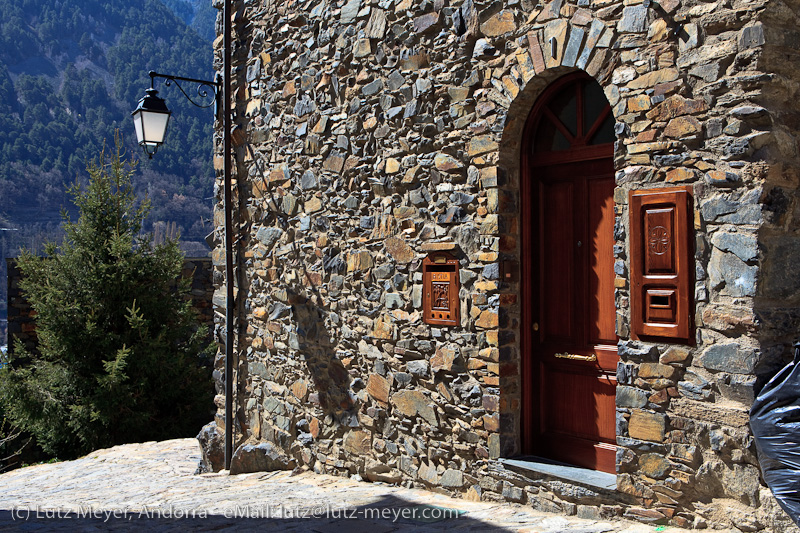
[0,439,700,532]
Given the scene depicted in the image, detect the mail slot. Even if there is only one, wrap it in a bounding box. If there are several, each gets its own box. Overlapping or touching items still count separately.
[422,252,460,326]
[645,289,676,324]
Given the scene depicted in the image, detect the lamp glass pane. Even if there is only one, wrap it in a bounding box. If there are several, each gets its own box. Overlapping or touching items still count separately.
[132,111,145,144]
[142,111,170,144]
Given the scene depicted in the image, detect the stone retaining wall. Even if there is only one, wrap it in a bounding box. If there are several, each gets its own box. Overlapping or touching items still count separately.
[203,0,800,530]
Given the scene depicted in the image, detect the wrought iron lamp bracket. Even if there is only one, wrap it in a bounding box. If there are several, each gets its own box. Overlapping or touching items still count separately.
[148,71,222,120]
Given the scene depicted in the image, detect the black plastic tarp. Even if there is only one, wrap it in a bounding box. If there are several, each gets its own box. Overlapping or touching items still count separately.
[750,342,800,527]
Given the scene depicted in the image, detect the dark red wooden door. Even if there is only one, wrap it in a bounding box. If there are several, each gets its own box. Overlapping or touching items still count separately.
[522,73,618,473]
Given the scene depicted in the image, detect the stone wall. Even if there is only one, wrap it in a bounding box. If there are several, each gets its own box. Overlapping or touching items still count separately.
[6,259,35,355]
[6,257,214,355]
[204,0,800,530]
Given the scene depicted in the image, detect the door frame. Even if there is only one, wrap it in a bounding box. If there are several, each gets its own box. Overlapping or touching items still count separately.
[520,71,616,457]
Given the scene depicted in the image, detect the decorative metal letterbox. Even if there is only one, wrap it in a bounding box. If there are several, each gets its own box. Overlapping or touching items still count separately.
[422,252,460,326]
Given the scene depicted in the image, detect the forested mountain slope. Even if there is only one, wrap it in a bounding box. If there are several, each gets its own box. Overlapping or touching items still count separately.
[162,0,217,41]
[0,0,215,344]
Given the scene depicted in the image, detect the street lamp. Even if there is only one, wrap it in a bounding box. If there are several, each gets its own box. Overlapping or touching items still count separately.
[131,0,234,471]
[130,86,171,159]
[131,72,223,158]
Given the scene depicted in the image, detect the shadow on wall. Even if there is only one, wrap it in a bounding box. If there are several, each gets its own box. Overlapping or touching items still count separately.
[0,493,511,531]
[233,269,357,462]
[288,285,356,421]
[753,224,800,395]
[241,143,357,424]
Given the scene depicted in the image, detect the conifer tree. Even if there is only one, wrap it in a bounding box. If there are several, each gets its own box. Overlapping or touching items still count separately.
[0,141,212,458]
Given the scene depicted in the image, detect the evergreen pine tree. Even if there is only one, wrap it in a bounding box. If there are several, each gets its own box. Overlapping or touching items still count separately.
[0,140,212,458]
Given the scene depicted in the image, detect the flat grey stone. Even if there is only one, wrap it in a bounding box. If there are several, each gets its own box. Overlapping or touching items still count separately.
[617,5,648,33]
[562,26,584,67]
[362,79,383,96]
[739,23,765,50]
[440,469,464,488]
[701,343,756,374]
[482,263,500,280]
[406,359,428,376]
[576,19,605,70]
[256,226,284,249]
[500,458,617,490]
[711,231,757,262]
[387,71,405,91]
[341,0,360,23]
[700,196,738,221]
[708,248,756,297]
[616,386,648,408]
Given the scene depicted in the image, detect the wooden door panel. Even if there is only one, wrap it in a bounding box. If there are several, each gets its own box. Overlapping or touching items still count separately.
[595,345,620,373]
[541,180,575,342]
[587,177,616,346]
[541,364,617,442]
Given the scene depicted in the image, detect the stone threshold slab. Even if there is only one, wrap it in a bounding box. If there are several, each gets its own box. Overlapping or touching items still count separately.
[499,456,617,491]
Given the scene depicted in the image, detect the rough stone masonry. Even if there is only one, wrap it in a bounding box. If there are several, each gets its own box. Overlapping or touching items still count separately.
[198,0,800,530]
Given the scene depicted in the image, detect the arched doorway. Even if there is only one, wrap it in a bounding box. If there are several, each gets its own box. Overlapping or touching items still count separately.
[520,72,618,473]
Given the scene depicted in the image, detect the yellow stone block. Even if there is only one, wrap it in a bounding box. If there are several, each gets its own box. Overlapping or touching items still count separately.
[666,168,695,183]
[371,315,394,340]
[627,94,651,112]
[628,409,665,443]
[478,347,499,362]
[246,98,262,116]
[475,281,498,291]
[385,158,401,173]
[502,76,520,99]
[468,358,487,370]
[305,197,322,213]
[476,309,499,329]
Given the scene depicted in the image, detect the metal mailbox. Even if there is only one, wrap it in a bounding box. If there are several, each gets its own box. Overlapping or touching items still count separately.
[422,252,460,326]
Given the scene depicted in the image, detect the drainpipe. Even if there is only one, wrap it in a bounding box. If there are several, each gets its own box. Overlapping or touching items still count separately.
[223,0,234,471]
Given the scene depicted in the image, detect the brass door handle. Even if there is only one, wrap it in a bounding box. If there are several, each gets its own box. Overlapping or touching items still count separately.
[554,352,597,362]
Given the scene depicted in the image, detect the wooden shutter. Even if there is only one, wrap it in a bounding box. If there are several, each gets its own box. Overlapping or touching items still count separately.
[629,186,693,342]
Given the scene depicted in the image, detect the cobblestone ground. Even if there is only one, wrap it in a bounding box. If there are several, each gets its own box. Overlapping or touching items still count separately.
[0,439,701,532]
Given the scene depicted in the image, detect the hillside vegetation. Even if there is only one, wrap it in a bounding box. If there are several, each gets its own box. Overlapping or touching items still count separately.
[0,0,215,344]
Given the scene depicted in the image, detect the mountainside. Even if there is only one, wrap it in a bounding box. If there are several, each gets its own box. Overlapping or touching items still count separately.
[162,0,217,41]
[0,0,216,345]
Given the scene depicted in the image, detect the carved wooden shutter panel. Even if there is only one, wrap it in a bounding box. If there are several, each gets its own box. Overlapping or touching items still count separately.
[629,186,693,342]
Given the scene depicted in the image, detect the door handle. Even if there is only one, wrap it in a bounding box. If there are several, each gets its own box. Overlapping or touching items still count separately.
[554,352,597,362]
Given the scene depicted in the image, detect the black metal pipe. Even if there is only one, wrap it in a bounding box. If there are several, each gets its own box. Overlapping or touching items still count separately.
[223,0,234,471]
